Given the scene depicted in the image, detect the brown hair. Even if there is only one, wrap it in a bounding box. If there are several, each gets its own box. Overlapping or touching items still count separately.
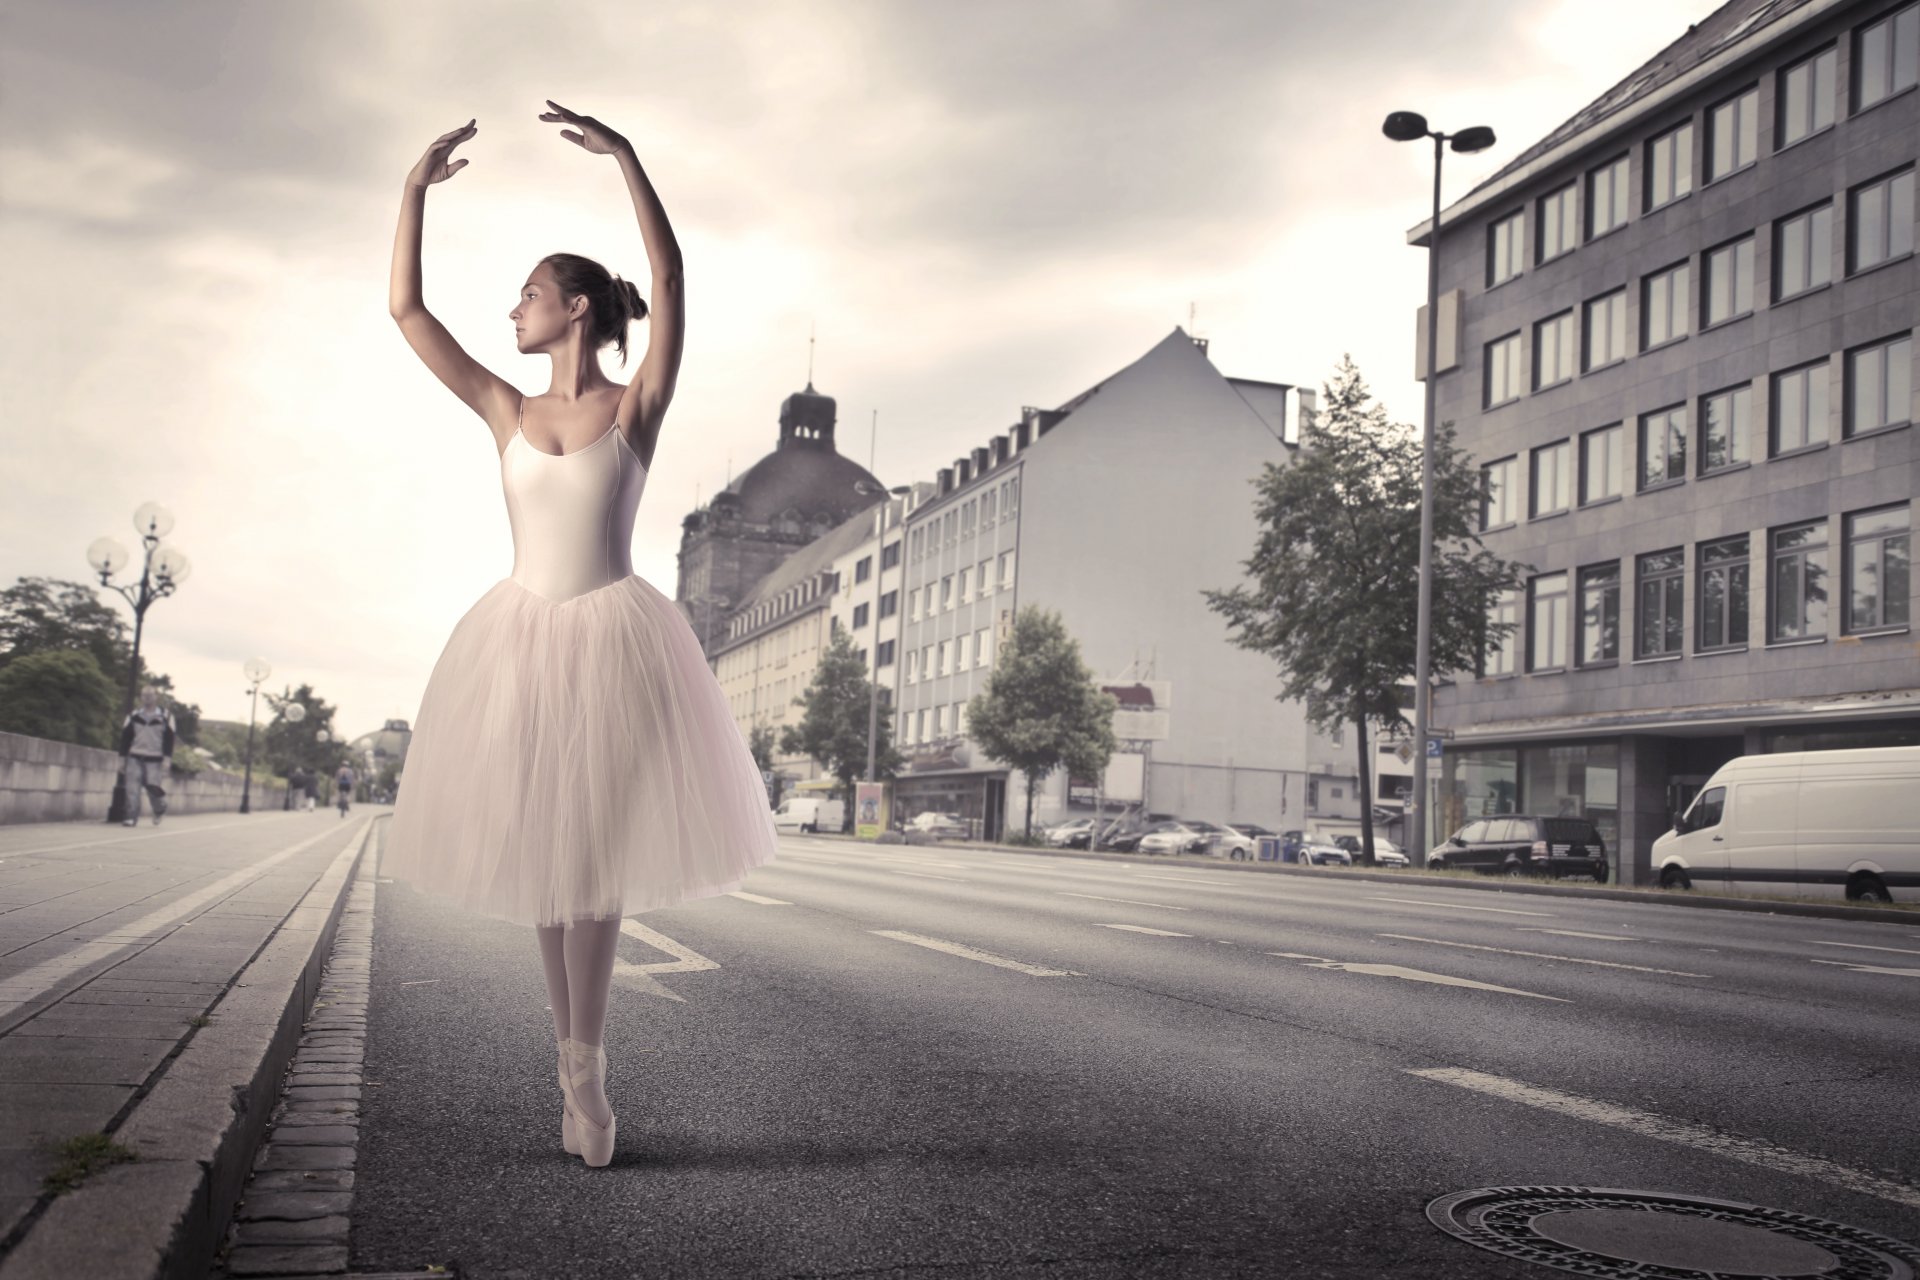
[539,252,650,363]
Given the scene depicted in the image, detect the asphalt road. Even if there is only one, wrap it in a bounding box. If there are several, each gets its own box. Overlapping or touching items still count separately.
[352,834,1920,1277]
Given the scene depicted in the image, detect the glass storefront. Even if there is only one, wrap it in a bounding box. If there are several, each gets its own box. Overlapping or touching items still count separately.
[1438,741,1619,854]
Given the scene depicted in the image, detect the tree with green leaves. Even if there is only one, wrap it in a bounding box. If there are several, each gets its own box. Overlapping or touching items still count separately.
[747,722,781,807]
[779,627,904,831]
[965,605,1117,840]
[0,576,202,744]
[263,684,349,780]
[1201,356,1524,864]
[0,648,119,749]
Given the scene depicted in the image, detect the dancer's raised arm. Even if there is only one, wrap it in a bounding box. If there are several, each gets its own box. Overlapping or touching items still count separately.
[540,101,686,447]
[389,119,518,441]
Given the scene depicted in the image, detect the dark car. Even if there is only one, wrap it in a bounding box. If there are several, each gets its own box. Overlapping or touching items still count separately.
[1429,815,1608,882]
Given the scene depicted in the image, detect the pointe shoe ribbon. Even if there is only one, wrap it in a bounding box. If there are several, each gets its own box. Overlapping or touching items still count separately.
[559,1044,580,1155]
[559,1038,616,1167]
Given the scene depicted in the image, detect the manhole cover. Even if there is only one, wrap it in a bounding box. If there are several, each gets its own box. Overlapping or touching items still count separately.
[1427,1187,1920,1278]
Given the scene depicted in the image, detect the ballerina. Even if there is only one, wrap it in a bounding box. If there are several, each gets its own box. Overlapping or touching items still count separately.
[383,102,779,1169]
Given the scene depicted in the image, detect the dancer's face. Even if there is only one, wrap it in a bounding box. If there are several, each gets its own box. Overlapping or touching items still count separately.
[510,263,584,353]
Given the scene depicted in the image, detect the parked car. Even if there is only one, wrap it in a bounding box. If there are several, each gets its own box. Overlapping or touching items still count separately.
[773,796,844,834]
[1333,835,1409,867]
[1044,817,1097,848]
[1100,826,1149,853]
[1652,746,1919,902]
[1136,820,1221,856]
[1278,829,1350,865]
[1216,823,1265,859]
[1429,815,1608,881]
[906,811,970,839]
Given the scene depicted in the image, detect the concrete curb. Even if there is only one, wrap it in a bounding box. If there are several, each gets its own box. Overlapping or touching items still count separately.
[849,832,1920,926]
[0,814,386,1280]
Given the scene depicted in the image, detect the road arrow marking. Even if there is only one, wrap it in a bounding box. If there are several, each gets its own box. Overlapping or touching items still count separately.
[612,920,722,1003]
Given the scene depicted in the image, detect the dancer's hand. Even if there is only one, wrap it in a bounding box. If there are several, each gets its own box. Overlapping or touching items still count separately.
[407,119,476,188]
[540,101,629,157]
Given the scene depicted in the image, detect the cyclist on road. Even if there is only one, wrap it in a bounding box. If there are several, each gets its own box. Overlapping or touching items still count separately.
[335,764,358,817]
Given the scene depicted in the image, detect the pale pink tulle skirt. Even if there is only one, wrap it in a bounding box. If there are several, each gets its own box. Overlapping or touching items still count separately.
[385,573,779,926]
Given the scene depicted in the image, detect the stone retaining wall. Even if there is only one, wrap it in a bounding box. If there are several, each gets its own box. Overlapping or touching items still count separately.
[0,729,288,825]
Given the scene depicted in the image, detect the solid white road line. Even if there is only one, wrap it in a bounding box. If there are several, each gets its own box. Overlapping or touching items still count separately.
[887,869,970,882]
[1057,892,1191,911]
[1368,896,1558,918]
[1813,940,1920,957]
[1266,951,1570,1002]
[0,821,366,1019]
[1406,1066,1920,1210]
[1807,958,1920,977]
[1518,928,1638,941]
[1378,933,1711,978]
[1096,924,1191,936]
[869,930,1082,977]
[724,891,791,905]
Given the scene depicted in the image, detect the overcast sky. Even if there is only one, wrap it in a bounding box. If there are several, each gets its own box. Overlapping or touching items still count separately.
[0,0,1725,739]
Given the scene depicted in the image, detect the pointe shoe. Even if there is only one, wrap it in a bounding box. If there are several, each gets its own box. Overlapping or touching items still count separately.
[559,1038,616,1167]
[559,1045,581,1155]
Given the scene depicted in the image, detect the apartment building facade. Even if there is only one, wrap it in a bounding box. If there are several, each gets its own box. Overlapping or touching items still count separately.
[1414,0,1919,882]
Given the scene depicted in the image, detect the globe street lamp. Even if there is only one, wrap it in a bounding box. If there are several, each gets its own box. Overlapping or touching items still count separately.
[88,502,191,823]
[1384,110,1495,865]
[238,659,273,813]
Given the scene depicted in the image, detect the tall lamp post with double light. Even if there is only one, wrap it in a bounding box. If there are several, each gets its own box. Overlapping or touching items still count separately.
[853,481,913,785]
[88,502,192,823]
[1383,110,1495,865]
[238,658,290,814]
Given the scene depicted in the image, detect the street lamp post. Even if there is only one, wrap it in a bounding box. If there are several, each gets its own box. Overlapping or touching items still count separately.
[238,659,274,814]
[88,502,191,823]
[1383,110,1495,866]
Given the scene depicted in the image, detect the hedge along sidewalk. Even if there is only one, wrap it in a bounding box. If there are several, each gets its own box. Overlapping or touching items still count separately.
[0,814,386,1280]
[852,832,1920,927]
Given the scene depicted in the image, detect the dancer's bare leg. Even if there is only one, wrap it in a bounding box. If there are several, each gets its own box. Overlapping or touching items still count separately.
[562,916,622,1126]
[535,925,570,1041]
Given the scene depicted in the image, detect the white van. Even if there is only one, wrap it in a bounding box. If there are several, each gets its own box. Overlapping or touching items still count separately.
[1651,746,1920,903]
[772,796,844,834]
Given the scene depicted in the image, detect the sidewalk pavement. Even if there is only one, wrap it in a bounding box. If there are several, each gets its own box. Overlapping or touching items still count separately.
[0,807,385,1280]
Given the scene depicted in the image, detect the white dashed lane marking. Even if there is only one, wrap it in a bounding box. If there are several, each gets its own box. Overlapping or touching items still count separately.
[1808,959,1920,977]
[1265,950,1570,1002]
[1367,896,1557,918]
[870,930,1081,977]
[1812,940,1920,957]
[887,869,970,882]
[724,891,791,905]
[1057,892,1191,911]
[1517,928,1637,941]
[1096,924,1191,936]
[1407,1067,1920,1210]
[1378,934,1711,978]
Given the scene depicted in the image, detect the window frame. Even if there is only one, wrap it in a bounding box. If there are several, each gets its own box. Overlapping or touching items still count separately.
[1697,535,1751,652]
[1585,153,1630,239]
[1637,404,1688,491]
[1484,331,1524,409]
[1699,382,1753,474]
[1843,503,1912,633]
[1852,1,1920,114]
[1846,166,1916,275]
[1769,358,1831,456]
[1582,288,1629,372]
[1641,259,1692,350]
[1768,519,1831,643]
[1483,588,1520,677]
[1773,200,1834,302]
[1776,44,1838,149]
[1536,182,1578,265]
[1578,422,1624,505]
[1576,561,1621,667]
[1533,310,1577,390]
[1705,84,1760,183]
[1529,438,1572,518]
[1635,548,1687,659]
[1844,332,1914,438]
[1527,572,1569,673]
[1487,208,1525,288]
[1481,455,1521,530]
[1701,233,1756,328]
[1645,120,1695,213]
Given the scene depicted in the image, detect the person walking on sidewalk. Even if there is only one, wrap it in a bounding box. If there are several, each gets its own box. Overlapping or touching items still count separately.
[118,686,175,827]
[381,103,778,1169]
[303,767,320,812]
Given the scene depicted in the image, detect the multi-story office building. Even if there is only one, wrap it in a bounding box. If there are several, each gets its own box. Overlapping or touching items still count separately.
[1412,0,1918,882]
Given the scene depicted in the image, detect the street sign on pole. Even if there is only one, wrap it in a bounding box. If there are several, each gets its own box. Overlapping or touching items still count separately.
[1425,737,1444,760]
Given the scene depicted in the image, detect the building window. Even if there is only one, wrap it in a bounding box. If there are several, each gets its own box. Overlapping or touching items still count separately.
[1642,261,1690,348]
[1483,589,1519,677]
[1645,120,1694,212]
[852,602,869,629]
[1485,332,1524,407]
[1846,333,1913,436]
[977,558,991,594]
[1586,155,1629,238]
[1481,455,1520,529]
[882,539,900,569]
[879,589,897,620]
[1579,423,1624,504]
[1487,208,1524,286]
[1583,288,1628,370]
[1774,202,1833,300]
[1854,2,1919,112]
[1527,573,1568,672]
[998,550,1013,585]
[1706,86,1759,181]
[1636,549,1685,657]
[1771,359,1831,454]
[1702,235,1754,326]
[854,555,871,585]
[876,639,895,667]
[940,576,952,608]
[1577,562,1620,665]
[1700,383,1752,473]
[1638,405,1687,490]
[1533,310,1576,389]
[1530,440,1572,517]
[1777,46,1837,147]
[1849,167,1916,274]
[1769,520,1830,642]
[1698,535,1750,651]
[1845,504,1911,631]
[906,648,918,683]
[981,491,996,527]
[1537,183,1577,263]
